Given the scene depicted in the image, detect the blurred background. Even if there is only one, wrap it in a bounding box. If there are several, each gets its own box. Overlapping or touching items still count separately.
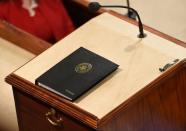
[0,0,186,131]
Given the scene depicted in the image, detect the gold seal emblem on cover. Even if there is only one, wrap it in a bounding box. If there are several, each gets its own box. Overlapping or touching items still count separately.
[75,63,92,73]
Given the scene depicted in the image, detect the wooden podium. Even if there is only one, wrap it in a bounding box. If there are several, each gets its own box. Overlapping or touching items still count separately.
[4,2,186,131]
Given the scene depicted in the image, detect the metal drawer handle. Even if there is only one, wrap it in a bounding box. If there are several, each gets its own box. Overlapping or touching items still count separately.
[45,108,63,126]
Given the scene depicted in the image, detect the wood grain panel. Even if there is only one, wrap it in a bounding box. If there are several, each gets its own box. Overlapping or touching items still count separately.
[5,74,99,129]
[0,20,51,55]
[98,61,186,131]
[13,88,93,131]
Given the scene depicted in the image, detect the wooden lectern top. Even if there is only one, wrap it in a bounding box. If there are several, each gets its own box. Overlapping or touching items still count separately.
[13,13,186,119]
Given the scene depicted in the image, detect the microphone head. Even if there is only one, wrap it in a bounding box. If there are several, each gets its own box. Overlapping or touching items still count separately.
[88,2,101,12]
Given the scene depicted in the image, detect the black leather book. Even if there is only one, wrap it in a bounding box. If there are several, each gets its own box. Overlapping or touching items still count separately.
[35,47,119,101]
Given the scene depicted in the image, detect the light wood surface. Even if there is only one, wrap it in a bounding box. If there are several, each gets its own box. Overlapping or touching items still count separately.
[89,0,186,42]
[0,38,34,130]
[14,13,186,119]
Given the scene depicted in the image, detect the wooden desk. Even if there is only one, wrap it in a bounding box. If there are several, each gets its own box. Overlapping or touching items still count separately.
[0,20,51,55]
[0,17,51,131]
[5,12,186,131]
[2,0,186,130]
[0,38,34,131]
[0,1,96,130]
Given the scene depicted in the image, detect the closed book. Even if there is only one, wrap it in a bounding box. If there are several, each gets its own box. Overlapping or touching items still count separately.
[35,47,119,101]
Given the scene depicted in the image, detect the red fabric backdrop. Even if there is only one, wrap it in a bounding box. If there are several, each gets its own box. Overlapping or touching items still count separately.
[0,0,74,43]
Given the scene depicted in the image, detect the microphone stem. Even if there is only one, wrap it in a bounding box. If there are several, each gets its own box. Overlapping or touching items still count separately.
[101,5,146,38]
[126,0,130,14]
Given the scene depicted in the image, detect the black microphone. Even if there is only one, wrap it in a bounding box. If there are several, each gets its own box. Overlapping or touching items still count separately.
[88,2,146,38]
[126,0,137,20]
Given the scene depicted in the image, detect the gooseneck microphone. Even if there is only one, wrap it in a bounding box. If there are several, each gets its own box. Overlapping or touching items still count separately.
[88,2,146,38]
[126,0,136,20]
